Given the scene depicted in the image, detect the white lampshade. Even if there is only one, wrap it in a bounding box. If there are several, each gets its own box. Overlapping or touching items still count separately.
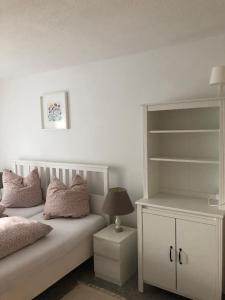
[209,65,225,85]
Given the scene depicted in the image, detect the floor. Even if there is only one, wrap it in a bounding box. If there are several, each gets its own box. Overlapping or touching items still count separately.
[35,259,188,300]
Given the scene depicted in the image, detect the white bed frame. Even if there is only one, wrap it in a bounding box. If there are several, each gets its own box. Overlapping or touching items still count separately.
[1,160,109,300]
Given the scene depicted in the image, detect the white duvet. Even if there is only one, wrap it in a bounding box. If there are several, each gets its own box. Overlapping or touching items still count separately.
[0,213,105,293]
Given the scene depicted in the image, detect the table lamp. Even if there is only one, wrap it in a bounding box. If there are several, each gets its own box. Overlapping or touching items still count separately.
[103,187,134,232]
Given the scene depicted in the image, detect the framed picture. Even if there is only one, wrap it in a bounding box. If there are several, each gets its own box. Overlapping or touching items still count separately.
[41,91,69,129]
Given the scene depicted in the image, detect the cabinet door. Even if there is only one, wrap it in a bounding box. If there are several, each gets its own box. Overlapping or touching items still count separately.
[143,213,176,291]
[176,219,218,300]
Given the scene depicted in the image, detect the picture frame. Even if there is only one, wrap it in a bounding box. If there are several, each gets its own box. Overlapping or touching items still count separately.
[40,91,69,129]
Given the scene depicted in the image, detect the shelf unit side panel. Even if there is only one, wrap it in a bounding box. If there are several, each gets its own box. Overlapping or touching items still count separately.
[147,111,160,197]
[143,105,149,198]
[219,100,225,205]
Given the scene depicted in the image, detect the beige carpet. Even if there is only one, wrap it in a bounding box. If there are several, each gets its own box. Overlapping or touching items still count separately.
[61,282,126,300]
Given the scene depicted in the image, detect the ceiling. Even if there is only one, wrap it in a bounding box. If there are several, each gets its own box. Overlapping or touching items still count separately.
[1,0,225,79]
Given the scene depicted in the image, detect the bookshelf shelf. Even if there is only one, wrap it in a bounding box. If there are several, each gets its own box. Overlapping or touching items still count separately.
[149,156,219,164]
[149,129,219,134]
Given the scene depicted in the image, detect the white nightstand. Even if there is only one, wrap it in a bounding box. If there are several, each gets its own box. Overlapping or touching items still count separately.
[93,224,137,286]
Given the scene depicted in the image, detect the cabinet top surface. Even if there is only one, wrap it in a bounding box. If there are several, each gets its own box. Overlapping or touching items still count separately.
[94,224,137,243]
[142,97,225,111]
[136,193,225,219]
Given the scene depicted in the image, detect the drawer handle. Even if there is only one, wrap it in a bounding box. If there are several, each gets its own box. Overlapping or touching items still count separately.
[179,248,182,264]
[169,246,173,262]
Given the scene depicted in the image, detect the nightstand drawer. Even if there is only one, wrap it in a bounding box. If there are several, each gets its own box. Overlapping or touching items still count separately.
[94,237,120,260]
[94,254,120,283]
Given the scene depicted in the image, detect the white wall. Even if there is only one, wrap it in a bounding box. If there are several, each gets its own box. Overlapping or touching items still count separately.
[0,34,225,226]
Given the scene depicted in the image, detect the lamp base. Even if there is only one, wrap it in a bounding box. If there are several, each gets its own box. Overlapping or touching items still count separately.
[114,226,123,233]
[114,216,123,233]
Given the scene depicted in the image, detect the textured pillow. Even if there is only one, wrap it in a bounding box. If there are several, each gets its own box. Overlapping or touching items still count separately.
[44,175,90,219]
[0,216,52,259]
[1,169,43,208]
[0,204,5,215]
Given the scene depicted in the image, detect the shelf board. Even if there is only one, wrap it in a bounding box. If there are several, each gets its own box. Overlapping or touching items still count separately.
[149,156,219,164]
[149,129,220,134]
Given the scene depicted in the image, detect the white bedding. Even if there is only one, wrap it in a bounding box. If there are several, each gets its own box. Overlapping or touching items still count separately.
[5,204,44,218]
[0,213,106,294]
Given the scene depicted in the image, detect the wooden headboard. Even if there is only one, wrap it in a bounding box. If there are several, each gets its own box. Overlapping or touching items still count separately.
[13,160,109,219]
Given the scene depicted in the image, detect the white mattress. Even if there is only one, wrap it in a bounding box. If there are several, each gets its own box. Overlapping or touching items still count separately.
[5,204,44,218]
[0,213,106,293]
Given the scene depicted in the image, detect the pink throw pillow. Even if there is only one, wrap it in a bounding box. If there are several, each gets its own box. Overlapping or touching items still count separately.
[44,175,90,219]
[0,216,52,259]
[1,169,43,208]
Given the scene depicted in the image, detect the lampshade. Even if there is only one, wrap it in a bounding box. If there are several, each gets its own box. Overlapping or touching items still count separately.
[209,66,225,85]
[0,172,3,189]
[103,187,134,216]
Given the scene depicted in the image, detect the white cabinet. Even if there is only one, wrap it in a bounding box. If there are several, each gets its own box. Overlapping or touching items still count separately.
[143,213,176,291]
[137,98,225,300]
[176,219,218,300]
[138,206,223,300]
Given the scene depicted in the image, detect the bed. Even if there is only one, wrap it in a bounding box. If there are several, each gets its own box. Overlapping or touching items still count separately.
[0,160,109,300]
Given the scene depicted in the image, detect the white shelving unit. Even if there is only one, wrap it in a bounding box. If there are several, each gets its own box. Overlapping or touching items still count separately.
[143,100,223,200]
[137,98,225,300]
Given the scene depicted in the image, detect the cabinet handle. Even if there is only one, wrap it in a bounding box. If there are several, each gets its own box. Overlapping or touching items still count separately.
[169,246,173,262]
[179,248,182,264]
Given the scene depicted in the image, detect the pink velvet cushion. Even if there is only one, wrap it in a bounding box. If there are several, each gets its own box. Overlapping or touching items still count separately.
[0,216,52,259]
[1,169,43,208]
[44,175,90,219]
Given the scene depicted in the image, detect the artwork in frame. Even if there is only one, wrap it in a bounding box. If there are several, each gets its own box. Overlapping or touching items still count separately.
[41,91,69,129]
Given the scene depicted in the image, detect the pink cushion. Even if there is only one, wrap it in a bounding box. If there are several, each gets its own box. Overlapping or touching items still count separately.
[0,216,52,259]
[1,169,43,208]
[44,175,90,219]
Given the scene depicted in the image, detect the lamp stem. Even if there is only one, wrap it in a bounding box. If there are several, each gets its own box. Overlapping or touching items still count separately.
[114,216,123,232]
